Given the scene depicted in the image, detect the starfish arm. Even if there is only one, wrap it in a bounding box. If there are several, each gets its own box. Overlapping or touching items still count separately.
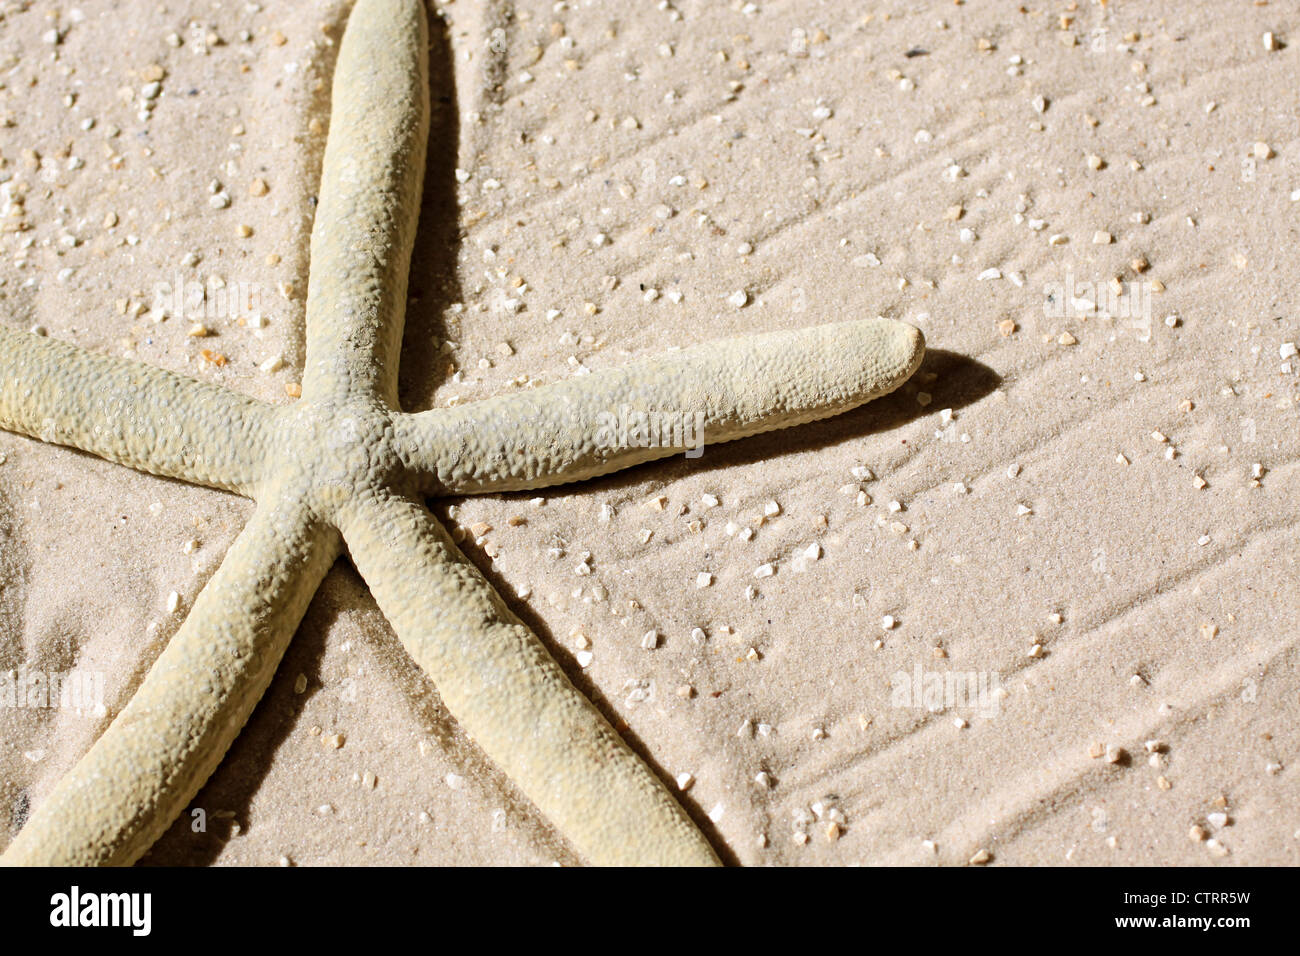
[301,0,429,407]
[337,491,721,866]
[0,491,340,866]
[0,325,276,494]
[398,317,924,494]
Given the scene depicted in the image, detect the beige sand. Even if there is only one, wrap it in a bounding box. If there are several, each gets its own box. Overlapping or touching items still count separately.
[1,0,1297,865]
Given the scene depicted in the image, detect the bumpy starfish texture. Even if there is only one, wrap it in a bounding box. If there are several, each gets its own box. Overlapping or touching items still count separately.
[0,0,924,867]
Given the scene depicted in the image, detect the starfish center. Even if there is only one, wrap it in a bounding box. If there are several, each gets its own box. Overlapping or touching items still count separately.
[269,399,409,516]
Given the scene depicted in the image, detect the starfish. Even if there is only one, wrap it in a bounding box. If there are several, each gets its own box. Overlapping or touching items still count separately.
[0,0,923,867]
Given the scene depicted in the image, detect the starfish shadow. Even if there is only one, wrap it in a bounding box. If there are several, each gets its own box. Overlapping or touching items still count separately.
[396,13,463,414]
[540,347,999,492]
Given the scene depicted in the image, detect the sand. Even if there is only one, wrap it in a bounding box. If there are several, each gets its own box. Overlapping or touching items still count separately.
[0,0,1297,866]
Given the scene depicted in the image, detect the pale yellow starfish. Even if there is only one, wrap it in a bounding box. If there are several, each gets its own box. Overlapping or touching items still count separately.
[0,0,923,866]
